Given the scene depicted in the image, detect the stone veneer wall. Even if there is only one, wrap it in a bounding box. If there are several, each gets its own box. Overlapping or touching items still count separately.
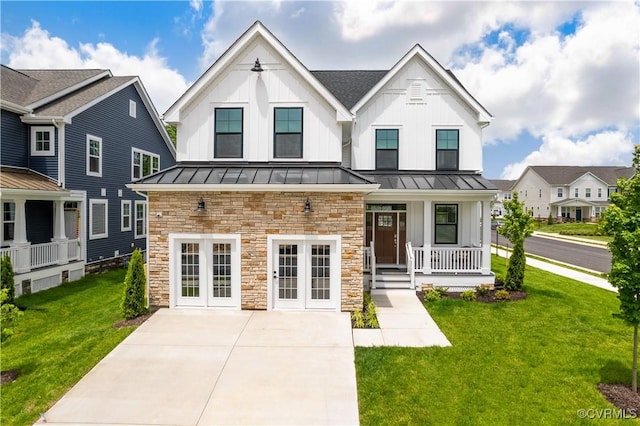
[147,191,364,311]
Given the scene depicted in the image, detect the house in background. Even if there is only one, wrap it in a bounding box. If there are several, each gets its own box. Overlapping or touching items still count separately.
[0,66,176,296]
[129,21,498,312]
[512,166,633,222]
[488,179,515,217]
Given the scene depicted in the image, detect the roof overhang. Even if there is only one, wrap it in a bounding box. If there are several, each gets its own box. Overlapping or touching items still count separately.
[550,198,607,207]
[163,21,353,124]
[0,99,32,114]
[127,183,378,193]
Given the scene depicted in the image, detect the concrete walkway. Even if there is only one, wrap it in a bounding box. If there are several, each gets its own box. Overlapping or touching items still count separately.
[38,309,359,426]
[352,289,451,348]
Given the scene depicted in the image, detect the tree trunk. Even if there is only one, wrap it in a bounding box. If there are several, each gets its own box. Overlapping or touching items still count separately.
[633,324,638,393]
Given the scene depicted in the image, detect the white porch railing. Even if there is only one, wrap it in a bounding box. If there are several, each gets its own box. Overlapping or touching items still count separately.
[370,243,376,289]
[67,239,80,261]
[0,239,82,272]
[430,247,483,273]
[31,242,59,269]
[405,242,415,288]
[363,247,371,272]
[0,246,19,268]
[412,246,426,272]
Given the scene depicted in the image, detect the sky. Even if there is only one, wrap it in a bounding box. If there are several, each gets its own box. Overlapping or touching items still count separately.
[1,0,638,179]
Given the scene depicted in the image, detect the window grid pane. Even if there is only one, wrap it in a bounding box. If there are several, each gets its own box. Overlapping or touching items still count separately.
[215,108,243,158]
[278,244,298,299]
[311,245,331,300]
[274,108,303,158]
[181,243,200,297]
[212,243,232,298]
[435,204,458,244]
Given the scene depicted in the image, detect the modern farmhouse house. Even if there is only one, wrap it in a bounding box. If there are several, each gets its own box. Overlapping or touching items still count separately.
[129,21,498,312]
[0,66,176,296]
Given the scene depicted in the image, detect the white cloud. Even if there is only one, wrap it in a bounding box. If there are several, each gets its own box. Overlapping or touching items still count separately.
[501,130,635,179]
[190,0,203,13]
[2,20,188,114]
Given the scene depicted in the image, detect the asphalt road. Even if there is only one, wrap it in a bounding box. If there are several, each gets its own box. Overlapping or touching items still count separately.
[492,234,612,274]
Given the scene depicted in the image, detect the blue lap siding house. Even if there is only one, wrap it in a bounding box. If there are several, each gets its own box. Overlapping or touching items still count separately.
[0,66,176,296]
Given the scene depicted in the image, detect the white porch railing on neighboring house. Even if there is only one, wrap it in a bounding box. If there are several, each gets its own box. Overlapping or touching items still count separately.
[67,239,81,261]
[0,246,19,268]
[430,247,483,273]
[405,242,415,288]
[0,239,82,273]
[31,242,59,269]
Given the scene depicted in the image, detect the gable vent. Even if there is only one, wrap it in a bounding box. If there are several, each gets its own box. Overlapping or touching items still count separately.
[409,81,423,101]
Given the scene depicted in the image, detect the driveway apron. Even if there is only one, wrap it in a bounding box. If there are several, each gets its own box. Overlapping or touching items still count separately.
[38,309,359,426]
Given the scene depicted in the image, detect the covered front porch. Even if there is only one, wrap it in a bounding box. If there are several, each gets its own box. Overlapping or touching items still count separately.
[0,167,85,296]
[360,172,497,291]
[551,198,608,222]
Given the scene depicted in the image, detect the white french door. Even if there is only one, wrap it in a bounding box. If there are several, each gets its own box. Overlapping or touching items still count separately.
[271,237,340,311]
[173,235,241,308]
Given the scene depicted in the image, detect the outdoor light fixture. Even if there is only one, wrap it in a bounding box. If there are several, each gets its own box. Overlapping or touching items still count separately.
[303,198,312,214]
[196,197,206,212]
[251,58,264,72]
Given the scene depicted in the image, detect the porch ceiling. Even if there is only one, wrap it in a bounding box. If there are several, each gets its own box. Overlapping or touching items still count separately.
[0,167,67,194]
[359,171,497,191]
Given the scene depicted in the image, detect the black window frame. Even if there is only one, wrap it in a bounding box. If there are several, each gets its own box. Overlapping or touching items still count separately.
[214,107,244,159]
[375,129,399,170]
[436,129,459,171]
[434,204,458,245]
[273,107,303,159]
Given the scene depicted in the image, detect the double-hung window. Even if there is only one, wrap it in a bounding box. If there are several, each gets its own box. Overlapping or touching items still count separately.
[2,202,15,243]
[434,204,458,244]
[436,129,459,170]
[585,188,591,198]
[215,108,243,158]
[87,135,102,177]
[132,149,160,180]
[134,201,146,239]
[375,129,399,170]
[274,107,303,158]
[31,126,55,156]
[89,199,108,239]
[121,201,131,232]
[557,187,563,197]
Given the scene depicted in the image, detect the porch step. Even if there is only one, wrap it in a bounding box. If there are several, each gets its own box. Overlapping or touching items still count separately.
[376,274,411,282]
[373,281,413,289]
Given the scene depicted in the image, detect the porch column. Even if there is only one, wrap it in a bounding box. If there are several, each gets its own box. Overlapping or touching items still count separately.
[557,206,561,218]
[52,200,68,265]
[481,200,491,274]
[11,199,31,273]
[423,201,432,275]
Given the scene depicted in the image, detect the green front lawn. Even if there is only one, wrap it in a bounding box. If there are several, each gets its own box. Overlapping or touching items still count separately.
[1,269,135,426]
[535,222,612,243]
[356,255,633,425]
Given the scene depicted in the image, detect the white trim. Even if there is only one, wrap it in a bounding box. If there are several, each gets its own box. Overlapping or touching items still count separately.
[129,99,137,118]
[30,126,55,156]
[121,200,132,232]
[1,99,32,114]
[89,199,108,240]
[86,134,102,177]
[131,147,160,181]
[1,201,16,246]
[134,200,146,239]
[27,70,112,110]
[126,183,379,193]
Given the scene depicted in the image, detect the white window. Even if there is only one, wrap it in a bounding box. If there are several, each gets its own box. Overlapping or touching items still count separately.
[86,135,102,177]
[134,201,146,239]
[121,201,131,232]
[574,188,579,198]
[132,148,160,180]
[89,199,108,239]
[129,100,137,118]
[598,188,602,198]
[2,202,15,243]
[557,187,563,197]
[30,126,55,156]
[585,188,591,198]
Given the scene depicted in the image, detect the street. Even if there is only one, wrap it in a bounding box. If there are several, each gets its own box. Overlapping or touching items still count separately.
[492,234,612,274]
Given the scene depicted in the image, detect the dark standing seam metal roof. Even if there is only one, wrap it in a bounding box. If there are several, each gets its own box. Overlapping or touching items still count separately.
[359,171,498,191]
[132,163,378,186]
[310,71,388,110]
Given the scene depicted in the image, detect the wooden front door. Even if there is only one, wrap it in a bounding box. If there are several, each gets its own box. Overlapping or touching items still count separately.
[372,212,407,265]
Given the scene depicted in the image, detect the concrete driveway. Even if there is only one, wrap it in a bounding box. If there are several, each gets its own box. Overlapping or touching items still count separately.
[38,309,359,425]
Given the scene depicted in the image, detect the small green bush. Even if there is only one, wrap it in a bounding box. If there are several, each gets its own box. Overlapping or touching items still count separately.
[547,213,554,225]
[494,289,511,301]
[365,299,379,328]
[461,289,476,302]
[424,289,442,302]
[352,310,365,328]
[0,288,22,341]
[122,249,147,320]
[494,274,505,287]
[1,254,15,305]
[476,286,490,296]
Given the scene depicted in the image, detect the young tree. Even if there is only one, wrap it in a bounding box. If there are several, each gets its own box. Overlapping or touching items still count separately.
[602,145,640,392]
[122,249,147,320]
[1,254,15,305]
[498,191,534,290]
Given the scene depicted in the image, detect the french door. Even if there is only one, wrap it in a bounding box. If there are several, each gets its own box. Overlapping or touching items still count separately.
[271,238,339,310]
[174,236,240,308]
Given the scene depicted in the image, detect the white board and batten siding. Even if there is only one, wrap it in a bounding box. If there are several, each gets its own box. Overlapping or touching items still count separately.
[176,39,343,163]
[352,57,483,171]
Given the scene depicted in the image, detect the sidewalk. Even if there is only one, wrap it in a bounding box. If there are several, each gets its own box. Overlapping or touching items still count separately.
[532,231,609,247]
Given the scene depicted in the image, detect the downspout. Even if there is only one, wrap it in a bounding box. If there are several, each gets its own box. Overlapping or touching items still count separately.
[133,189,150,309]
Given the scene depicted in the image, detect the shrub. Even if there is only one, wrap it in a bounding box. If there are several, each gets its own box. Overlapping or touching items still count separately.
[494,289,511,301]
[0,254,15,305]
[505,244,525,290]
[121,249,147,320]
[365,299,379,328]
[476,286,490,297]
[0,288,22,341]
[494,274,505,288]
[352,310,365,328]
[547,213,554,225]
[424,289,443,302]
[461,290,476,302]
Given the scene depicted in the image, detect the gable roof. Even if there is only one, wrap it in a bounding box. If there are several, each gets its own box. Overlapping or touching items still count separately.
[489,179,516,191]
[310,71,387,110]
[350,44,492,124]
[526,166,634,186]
[164,21,353,123]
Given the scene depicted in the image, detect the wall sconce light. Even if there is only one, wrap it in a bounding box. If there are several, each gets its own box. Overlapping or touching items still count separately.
[251,58,264,72]
[303,198,312,214]
[196,197,206,212]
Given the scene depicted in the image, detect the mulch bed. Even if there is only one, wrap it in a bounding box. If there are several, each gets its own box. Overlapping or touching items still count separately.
[598,384,640,412]
[112,307,159,329]
[1,369,20,385]
[416,289,527,303]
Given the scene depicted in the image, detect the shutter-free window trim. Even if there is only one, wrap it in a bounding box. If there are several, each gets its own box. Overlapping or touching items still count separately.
[86,134,102,177]
[132,148,160,180]
[89,199,108,239]
[375,129,399,170]
[214,108,243,158]
[436,129,459,171]
[274,107,303,159]
[30,126,55,156]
